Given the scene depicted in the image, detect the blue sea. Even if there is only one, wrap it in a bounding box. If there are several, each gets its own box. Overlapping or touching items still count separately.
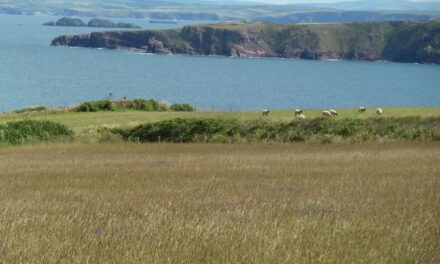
[0,14,439,111]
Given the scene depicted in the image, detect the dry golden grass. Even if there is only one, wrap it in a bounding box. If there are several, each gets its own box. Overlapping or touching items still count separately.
[0,143,439,263]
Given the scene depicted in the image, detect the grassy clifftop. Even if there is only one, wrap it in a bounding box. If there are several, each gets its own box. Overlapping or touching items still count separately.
[52,21,440,63]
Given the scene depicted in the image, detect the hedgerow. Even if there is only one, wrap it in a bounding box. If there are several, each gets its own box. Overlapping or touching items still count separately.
[113,117,440,144]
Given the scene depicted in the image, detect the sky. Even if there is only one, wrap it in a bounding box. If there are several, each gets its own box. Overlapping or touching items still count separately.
[236,0,440,3]
[245,0,357,3]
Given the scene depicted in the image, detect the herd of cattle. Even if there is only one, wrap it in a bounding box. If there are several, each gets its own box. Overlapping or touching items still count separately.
[261,107,383,119]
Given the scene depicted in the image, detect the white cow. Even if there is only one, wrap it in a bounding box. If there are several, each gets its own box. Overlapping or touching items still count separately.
[294,109,303,116]
[358,107,366,113]
[330,109,338,116]
[376,108,383,115]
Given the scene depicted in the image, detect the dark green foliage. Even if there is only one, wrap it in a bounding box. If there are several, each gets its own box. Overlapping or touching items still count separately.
[74,99,194,112]
[14,106,47,114]
[170,103,195,112]
[0,120,73,145]
[143,99,160,111]
[115,118,238,143]
[113,99,164,111]
[114,117,440,144]
[112,99,195,112]
[76,100,113,112]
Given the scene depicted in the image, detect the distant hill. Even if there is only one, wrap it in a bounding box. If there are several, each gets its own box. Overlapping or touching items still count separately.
[254,11,434,24]
[2,0,440,23]
[300,0,440,11]
[52,21,440,64]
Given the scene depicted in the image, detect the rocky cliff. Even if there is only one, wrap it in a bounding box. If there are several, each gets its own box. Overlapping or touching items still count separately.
[51,21,440,63]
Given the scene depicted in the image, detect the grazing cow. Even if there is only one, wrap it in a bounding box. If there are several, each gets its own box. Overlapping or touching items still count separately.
[294,109,303,116]
[358,107,366,113]
[262,109,270,117]
[376,108,383,115]
[330,109,338,116]
[322,110,332,117]
[296,114,306,120]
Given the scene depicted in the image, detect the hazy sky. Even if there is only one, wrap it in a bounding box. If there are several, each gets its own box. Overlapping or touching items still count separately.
[246,0,356,3]
[239,0,440,3]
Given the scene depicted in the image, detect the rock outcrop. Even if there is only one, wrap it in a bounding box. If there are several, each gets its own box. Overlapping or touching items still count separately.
[51,21,440,64]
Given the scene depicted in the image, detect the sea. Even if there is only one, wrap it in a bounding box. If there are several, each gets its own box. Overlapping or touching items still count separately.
[0,14,439,112]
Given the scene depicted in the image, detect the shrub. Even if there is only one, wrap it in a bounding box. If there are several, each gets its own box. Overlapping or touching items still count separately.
[170,103,195,112]
[74,99,193,112]
[77,102,97,112]
[14,106,47,114]
[77,100,113,112]
[143,99,161,111]
[0,120,73,145]
[94,100,113,111]
[111,99,169,111]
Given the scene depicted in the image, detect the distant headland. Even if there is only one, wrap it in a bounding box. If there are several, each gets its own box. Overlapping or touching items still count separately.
[43,17,141,29]
[51,21,440,64]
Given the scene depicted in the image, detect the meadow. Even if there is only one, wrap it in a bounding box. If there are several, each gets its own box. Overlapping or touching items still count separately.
[0,107,439,262]
[0,142,439,263]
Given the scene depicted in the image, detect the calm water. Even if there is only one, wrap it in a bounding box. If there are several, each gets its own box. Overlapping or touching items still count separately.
[0,14,439,111]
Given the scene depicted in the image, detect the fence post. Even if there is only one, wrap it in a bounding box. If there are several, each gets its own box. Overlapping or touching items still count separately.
[158,136,161,143]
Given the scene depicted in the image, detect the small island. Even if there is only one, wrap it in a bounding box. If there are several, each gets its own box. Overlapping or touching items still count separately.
[43,17,141,29]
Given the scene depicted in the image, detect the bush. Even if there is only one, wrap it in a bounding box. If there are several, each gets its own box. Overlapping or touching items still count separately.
[0,120,73,145]
[143,99,161,111]
[14,106,47,114]
[74,99,194,112]
[111,99,168,111]
[170,103,195,112]
[77,100,113,112]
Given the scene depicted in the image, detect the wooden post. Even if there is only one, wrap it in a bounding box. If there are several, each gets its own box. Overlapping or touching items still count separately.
[158,136,161,143]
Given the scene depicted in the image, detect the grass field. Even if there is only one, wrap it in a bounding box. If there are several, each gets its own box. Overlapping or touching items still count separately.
[1,142,439,263]
[1,107,439,134]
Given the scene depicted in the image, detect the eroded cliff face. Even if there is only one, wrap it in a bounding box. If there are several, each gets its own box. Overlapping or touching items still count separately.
[51,21,440,64]
[178,25,275,57]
